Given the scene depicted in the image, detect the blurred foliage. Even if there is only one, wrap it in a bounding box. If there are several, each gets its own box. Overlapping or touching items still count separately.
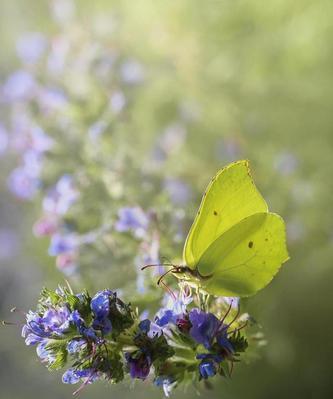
[0,0,333,398]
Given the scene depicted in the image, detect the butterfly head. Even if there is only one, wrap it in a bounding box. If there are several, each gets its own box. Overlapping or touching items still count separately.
[170,265,192,281]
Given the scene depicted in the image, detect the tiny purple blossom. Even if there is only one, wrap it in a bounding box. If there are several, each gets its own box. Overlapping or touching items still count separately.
[115,207,149,238]
[43,174,79,215]
[67,338,87,354]
[164,178,192,206]
[7,167,39,200]
[90,290,113,334]
[2,70,36,102]
[48,233,78,256]
[62,368,99,385]
[16,32,47,64]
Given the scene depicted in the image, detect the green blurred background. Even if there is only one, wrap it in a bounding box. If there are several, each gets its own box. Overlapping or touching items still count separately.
[1,0,333,398]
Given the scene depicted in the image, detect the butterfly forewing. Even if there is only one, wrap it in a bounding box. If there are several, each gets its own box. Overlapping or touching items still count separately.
[183,160,268,269]
[197,212,289,297]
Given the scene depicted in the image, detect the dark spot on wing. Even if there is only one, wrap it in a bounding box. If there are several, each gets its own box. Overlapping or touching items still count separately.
[213,210,218,216]
[248,241,253,248]
[265,238,268,242]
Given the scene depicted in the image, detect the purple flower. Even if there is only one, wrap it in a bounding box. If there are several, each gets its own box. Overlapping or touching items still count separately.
[2,70,36,102]
[115,207,149,238]
[164,178,192,206]
[48,233,78,256]
[37,87,67,113]
[29,127,54,153]
[67,338,87,354]
[7,167,39,200]
[125,351,151,380]
[91,290,113,334]
[120,60,145,85]
[154,376,175,397]
[69,310,98,341]
[138,319,151,334]
[91,290,112,319]
[110,90,126,113]
[189,309,220,349]
[198,359,217,379]
[155,310,175,327]
[33,216,58,237]
[23,307,71,343]
[62,368,99,384]
[56,252,78,276]
[216,327,234,354]
[16,32,47,64]
[36,340,56,364]
[43,174,79,215]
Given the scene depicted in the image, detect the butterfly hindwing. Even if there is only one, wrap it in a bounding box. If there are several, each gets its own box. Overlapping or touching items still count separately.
[183,160,268,269]
[197,212,289,297]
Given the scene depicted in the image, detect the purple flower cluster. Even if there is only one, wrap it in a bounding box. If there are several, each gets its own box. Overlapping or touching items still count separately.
[7,126,53,200]
[18,285,249,396]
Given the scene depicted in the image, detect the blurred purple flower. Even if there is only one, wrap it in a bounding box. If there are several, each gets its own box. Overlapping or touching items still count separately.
[7,167,39,200]
[56,252,78,276]
[43,174,79,215]
[37,88,67,113]
[115,207,149,238]
[159,123,187,156]
[48,233,78,256]
[33,216,58,237]
[88,120,107,141]
[16,32,47,64]
[110,90,126,113]
[29,127,54,153]
[2,70,36,102]
[164,178,192,206]
[120,60,145,84]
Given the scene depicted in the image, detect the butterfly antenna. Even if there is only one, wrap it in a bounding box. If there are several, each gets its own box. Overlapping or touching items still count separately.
[157,268,176,286]
[159,280,177,301]
[141,263,174,271]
